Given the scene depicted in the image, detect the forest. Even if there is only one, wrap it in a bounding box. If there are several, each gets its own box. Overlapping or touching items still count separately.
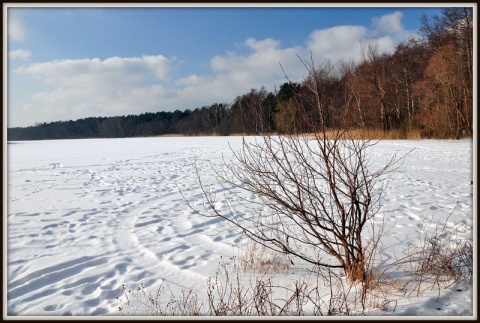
[8,8,473,141]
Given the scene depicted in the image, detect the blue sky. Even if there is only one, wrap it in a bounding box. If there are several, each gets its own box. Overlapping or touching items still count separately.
[6,4,447,127]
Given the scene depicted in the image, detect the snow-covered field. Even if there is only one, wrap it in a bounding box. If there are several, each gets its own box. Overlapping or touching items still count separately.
[5,136,475,317]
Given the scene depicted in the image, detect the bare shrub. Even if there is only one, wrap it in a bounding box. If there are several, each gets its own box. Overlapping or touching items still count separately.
[188,55,407,284]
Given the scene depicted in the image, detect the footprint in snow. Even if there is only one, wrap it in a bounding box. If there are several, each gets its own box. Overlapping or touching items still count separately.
[50,163,64,169]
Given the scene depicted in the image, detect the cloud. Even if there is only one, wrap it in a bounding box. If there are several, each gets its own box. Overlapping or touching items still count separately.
[175,74,201,87]
[9,49,32,60]
[13,55,175,123]
[244,37,281,52]
[306,11,419,64]
[212,37,296,71]
[17,55,171,86]
[374,36,397,54]
[370,11,417,45]
[208,37,305,94]
[307,25,369,63]
[372,11,404,34]
[8,15,26,41]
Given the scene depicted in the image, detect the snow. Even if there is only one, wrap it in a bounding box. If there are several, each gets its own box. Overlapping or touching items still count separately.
[5,136,475,317]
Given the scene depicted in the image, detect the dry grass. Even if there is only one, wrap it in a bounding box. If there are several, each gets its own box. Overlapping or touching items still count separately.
[405,212,473,298]
[154,132,251,138]
[315,128,422,140]
[378,208,474,303]
[117,230,472,317]
[118,282,203,316]
[238,239,291,274]
[152,128,423,140]
[153,133,186,137]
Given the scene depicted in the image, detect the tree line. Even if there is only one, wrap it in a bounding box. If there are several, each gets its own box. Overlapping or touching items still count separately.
[8,8,473,141]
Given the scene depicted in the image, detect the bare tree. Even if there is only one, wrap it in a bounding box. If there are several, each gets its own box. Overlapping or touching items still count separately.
[189,56,406,283]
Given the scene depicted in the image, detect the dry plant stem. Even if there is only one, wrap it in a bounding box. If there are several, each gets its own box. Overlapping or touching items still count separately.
[118,256,403,316]
[378,205,473,301]
[410,208,473,297]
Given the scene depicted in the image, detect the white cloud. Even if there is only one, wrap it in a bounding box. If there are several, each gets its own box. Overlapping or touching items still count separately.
[175,74,201,87]
[12,55,175,123]
[307,26,368,63]
[370,11,418,48]
[17,55,171,87]
[8,15,25,41]
[306,11,416,64]
[244,37,281,52]
[9,49,32,60]
[208,37,305,95]
[372,11,404,34]
[211,37,301,73]
[374,36,397,55]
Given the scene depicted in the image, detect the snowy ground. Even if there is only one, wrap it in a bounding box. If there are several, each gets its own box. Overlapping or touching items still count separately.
[5,136,475,317]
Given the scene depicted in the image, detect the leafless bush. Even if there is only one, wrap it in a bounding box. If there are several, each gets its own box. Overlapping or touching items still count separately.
[188,55,407,285]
